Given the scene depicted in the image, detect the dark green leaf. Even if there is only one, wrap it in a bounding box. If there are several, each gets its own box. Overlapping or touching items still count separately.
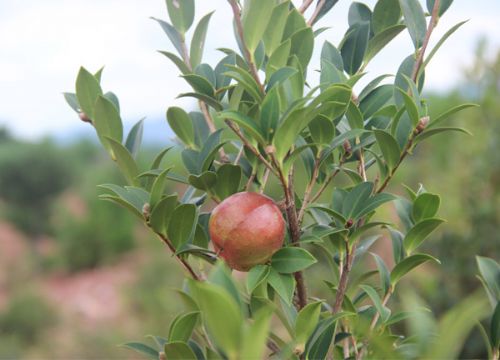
[168,204,197,249]
[167,107,195,147]
[214,164,241,200]
[309,116,335,145]
[476,256,500,302]
[268,268,295,305]
[182,74,215,97]
[150,168,172,208]
[491,301,500,348]
[397,88,420,126]
[271,247,317,274]
[359,84,394,119]
[348,2,372,26]
[321,41,344,71]
[105,138,139,186]
[426,0,453,16]
[188,172,217,191]
[399,0,427,49]
[149,194,177,234]
[340,23,370,75]
[177,92,223,111]
[342,181,374,219]
[374,129,400,170]
[372,253,391,295]
[365,24,406,64]
[360,284,391,323]
[190,12,214,68]
[311,0,340,25]
[373,0,401,34]
[390,253,440,285]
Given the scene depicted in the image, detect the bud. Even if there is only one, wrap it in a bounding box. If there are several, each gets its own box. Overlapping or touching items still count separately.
[345,219,354,228]
[78,112,92,123]
[142,202,151,221]
[265,145,276,155]
[343,140,352,157]
[414,116,430,134]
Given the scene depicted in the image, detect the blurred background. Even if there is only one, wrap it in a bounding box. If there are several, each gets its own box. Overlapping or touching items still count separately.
[0,0,499,358]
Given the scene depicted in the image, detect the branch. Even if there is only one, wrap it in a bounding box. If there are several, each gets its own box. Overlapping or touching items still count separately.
[297,156,321,223]
[307,0,326,26]
[411,0,441,83]
[228,0,265,94]
[225,119,278,177]
[333,242,355,313]
[308,155,346,205]
[155,232,200,281]
[299,0,315,14]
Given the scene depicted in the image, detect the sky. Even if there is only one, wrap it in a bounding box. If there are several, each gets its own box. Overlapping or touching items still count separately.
[0,0,499,140]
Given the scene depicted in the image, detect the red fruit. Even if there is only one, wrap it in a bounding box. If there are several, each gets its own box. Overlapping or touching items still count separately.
[209,192,285,271]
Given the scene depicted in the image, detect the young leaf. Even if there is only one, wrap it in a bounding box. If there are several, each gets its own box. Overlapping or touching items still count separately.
[188,172,217,191]
[412,192,440,222]
[164,342,197,360]
[169,311,200,343]
[390,253,440,285]
[428,103,478,129]
[397,88,420,126]
[271,247,317,274]
[167,107,195,148]
[404,218,445,253]
[190,12,214,68]
[94,96,124,153]
[423,20,467,69]
[125,118,144,159]
[399,0,427,49]
[168,204,197,249]
[166,0,195,34]
[414,127,471,144]
[374,129,401,170]
[75,67,103,119]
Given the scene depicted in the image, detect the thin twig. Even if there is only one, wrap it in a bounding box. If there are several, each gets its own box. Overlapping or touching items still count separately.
[297,156,321,224]
[228,0,265,94]
[259,168,270,194]
[308,156,346,204]
[333,242,355,313]
[155,232,200,281]
[246,172,256,191]
[225,120,278,176]
[307,0,326,26]
[299,0,315,14]
[234,145,244,165]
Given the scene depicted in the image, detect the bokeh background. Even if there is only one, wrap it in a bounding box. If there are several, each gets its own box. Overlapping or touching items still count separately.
[0,0,499,358]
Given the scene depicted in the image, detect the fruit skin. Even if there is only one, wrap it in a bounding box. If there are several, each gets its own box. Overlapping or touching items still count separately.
[209,192,285,271]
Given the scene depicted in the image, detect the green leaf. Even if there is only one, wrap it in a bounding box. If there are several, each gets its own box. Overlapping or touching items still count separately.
[195,64,216,88]
[412,193,440,222]
[373,129,401,170]
[390,253,440,285]
[260,86,281,141]
[360,84,394,119]
[221,110,266,145]
[426,0,453,16]
[152,18,184,57]
[340,23,370,75]
[295,301,322,351]
[268,268,295,305]
[311,0,340,25]
[121,342,158,359]
[414,127,472,144]
[94,96,123,157]
[215,54,237,94]
[241,307,274,360]
[309,115,335,145]
[372,253,391,295]
[476,256,500,302]
[321,41,344,71]
[189,281,242,358]
[360,285,391,323]
[166,0,194,34]
[224,65,263,101]
[423,20,467,69]
[75,67,102,119]
[306,317,336,359]
[348,2,372,26]
[342,181,374,219]
[214,164,241,200]
[397,88,420,126]
[372,0,401,34]
[271,247,317,274]
[241,0,275,53]
[289,27,315,69]
[404,218,445,253]
[190,12,214,68]
[188,172,217,191]
[150,168,172,208]
[346,101,364,129]
[177,92,223,111]
[169,311,200,343]
[63,92,80,113]
[247,265,270,294]
[266,40,292,78]
[364,24,406,64]
[125,118,144,158]
[105,138,139,186]
[182,74,215,97]
[198,130,225,172]
[167,204,197,249]
[167,107,195,147]
[491,301,500,348]
[149,194,177,234]
[399,0,427,49]
[428,103,478,128]
[266,67,298,91]
[159,50,191,75]
[164,342,197,360]
[262,2,289,56]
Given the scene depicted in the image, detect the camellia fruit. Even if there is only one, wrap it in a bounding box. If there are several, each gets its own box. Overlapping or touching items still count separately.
[208,192,285,271]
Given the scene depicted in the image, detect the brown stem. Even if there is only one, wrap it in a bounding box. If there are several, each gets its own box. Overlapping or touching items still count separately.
[225,119,278,176]
[228,0,265,94]
[299,0,315,14]
[411,0,441,83]
[308,156,346,205]
[259,168,270,194]
[307,0,326,26]
[333,242,355,313]
[297,156,321,224]
[155,232,200,281]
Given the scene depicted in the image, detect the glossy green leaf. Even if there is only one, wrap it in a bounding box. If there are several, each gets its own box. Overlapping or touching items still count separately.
[399,0,426,49]
[167,107,195,148]
[152,18,184,56]
[306,316,336,359]
[390,253,440,285]
[214,164,241,200]
[412,193,440,222]
[404,218,444,253]
[374,129,401,170]
[241,0,275,53]
[168,204,197,249]
[221,110,266,145]
[75,67,102,119]
[260,86,281,141]
[342,181,374,219]
[365,24,406,64]
[271,247,317,274]
[262,2,290,56]
[247,265,270,294]
[189,281,242,358]
[268,268,295,305]
[372,0,401,34]
[188,172,217,191]
[94,96,123,157]
[169,311,200,343]
[164,342,197,360]
[125,118,144,158]
[166,0,194,34]
[340,23,370,75]
[121,342,158,359]
[159,50,190,75]
[149,194,177,234]
[346,101,364,129]
[105,138,139,186]
[190,12,214,68]
[295,301,322,351]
